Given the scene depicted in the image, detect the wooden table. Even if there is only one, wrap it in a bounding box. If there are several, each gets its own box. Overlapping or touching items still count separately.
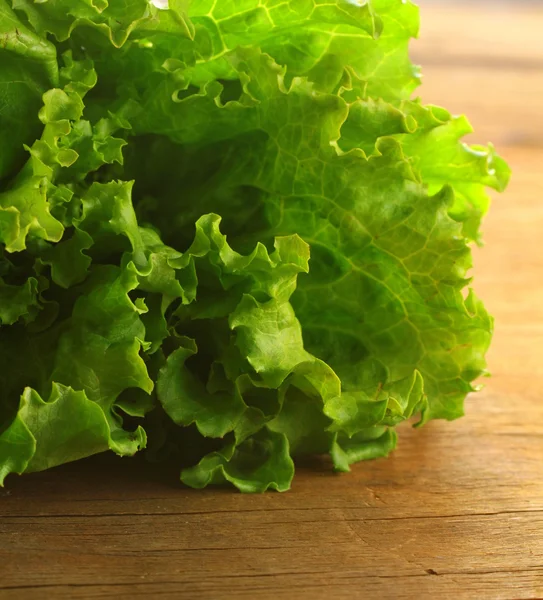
[2,4,543,599]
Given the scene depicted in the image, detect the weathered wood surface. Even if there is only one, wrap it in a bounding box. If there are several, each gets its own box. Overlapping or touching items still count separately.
[1,4,542,599]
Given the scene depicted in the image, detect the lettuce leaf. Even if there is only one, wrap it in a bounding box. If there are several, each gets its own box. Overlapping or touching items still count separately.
[0,0,509,491]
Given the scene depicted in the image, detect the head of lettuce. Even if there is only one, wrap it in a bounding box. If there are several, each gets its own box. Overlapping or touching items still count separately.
[0,0,509,492]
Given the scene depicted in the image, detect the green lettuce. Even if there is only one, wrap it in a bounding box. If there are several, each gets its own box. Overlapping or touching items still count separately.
[0,0,509,492]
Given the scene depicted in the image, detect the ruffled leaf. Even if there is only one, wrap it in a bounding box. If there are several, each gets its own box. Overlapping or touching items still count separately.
[0,0,508,491]
[181,428,294,493]
[0,1,58,179]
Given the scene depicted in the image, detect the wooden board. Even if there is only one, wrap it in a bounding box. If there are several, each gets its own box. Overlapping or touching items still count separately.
[411,2,543,149]
[2,4,543,599]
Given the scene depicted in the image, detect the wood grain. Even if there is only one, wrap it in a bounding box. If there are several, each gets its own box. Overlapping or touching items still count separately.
[412,2,543,149]
[2,4,543,599]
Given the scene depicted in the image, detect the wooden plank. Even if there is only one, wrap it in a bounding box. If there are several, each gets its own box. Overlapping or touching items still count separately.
[1,512,542,598]
[0,576,541,600]
[412,3,543,148]
[412,67,543,148]
[1,505,543,596]
[2,5,543,599]
[414,3,543,68]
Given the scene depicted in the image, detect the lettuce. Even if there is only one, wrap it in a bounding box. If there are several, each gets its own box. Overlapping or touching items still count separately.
[0,0,509,492]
